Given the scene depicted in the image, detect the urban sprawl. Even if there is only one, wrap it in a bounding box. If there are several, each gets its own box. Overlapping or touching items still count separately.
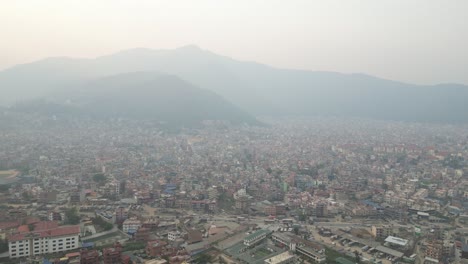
[0,114,467,264]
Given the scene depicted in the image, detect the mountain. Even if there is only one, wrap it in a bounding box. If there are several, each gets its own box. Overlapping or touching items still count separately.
[1,45,468,122]
[11,72,259,125]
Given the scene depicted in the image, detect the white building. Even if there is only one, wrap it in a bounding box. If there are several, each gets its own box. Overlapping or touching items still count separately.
[122,218,141,234]
[243,229,270,246]
[168,231,181,241]
[8,225,80,259]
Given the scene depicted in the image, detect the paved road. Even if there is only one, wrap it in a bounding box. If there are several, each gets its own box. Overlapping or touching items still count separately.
[81,226,125,240]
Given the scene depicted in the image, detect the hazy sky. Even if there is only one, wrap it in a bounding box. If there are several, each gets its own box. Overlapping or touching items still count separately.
[1,0,467,85]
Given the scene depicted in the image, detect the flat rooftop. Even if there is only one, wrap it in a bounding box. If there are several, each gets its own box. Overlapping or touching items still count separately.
[375,245,404,258]
[264,251,294,264]
[384,236,408,246]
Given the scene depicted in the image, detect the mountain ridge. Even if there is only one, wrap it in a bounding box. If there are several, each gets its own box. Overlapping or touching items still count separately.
[10,72,259,126]
[1,46,467,123]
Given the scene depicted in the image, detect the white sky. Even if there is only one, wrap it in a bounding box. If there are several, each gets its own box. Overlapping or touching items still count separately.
[1,0,467,84]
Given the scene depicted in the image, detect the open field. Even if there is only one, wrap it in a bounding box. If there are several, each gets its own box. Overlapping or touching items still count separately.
[0,170,19,178]
[0,170,20,184]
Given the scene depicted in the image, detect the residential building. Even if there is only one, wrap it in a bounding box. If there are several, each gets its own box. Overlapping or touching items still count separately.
[168,231,181,241]
[8,225,80,259]
[80,249,100,264]
[103,242,123,264]
[244,229,270,247]
[371,225,392,239]
[122,218,141,234]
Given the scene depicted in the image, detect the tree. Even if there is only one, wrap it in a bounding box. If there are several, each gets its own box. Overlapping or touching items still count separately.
[0,238,8,253]
[293,226,299,235]
[381,183,389,191]
[22,191,31,201]
[65,207,80,224]
[0,184,10,193]
[92,173,106,184]
[354,250,361,263]
[92,216,113,231]
[298,213,307,222]
[194,253,213,264]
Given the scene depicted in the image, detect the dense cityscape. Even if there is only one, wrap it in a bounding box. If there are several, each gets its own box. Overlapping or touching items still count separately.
[0,112,467,264]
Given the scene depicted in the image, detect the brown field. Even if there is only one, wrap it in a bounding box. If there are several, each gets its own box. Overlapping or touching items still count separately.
[0,170,20,179]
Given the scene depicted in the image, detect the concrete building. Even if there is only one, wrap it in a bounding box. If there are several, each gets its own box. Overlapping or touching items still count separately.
[371,225,392,239]
[425,240,443,261]
[80,249,100,264]
[103,243,123,264]
[122,218,141,234]
[168,231,181,241]
[294,243,326,263]
[315,202,328,217]
[8,225,80,259]
[243,229,270,247]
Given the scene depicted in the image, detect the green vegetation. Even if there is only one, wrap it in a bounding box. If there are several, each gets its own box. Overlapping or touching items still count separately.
[0,184,10,192]
[65,207,80,225]
[193,253,213,264]
[0,239,8,253]
[217,191,234,211]
[443,155,464,169]
[325,248,355,263]
[93,173,107,184]
[293,226,299,235]
[22,191,31,201]
[92,216,113,231]
[123,241,145,251]
[254,248,271,258]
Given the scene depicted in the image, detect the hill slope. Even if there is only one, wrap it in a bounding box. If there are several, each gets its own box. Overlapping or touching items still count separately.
[11,72,258,125]
[1,45,468,122]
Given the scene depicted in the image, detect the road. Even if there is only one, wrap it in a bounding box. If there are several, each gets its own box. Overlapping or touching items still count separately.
[81,225,130,241]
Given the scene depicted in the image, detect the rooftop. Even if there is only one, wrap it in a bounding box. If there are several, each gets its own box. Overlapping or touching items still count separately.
[9,225,80,242]
[244,229,270,241]
[384,236,408,246]
[375,245,404,258]
[264,251,294,264]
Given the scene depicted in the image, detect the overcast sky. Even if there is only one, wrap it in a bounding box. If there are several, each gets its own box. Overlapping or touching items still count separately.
[1,0,467,85]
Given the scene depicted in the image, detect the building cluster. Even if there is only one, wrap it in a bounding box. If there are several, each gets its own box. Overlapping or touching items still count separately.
[0,114,467,263]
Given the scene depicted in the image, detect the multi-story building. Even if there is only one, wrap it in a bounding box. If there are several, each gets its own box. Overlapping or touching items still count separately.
[425,239,443,261]
[271,232,294,250]
[142,218,159,230]
[134,227,150,242]
[168,231,181,241]
[235,196,251,213]
[80,249,100,264]
[146,240,168,257]
[371,225,392,239]
[48,211,64,222]
[122,218,141,234]
[271,232,326,263]
[265,206,277,216]
[294,243,326,264]
[103,243,122,264]
[275,204,286,216]
[243,229,270,247]
[115,206,128,224]
[8,225,80,259]
[315,202,328,217]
